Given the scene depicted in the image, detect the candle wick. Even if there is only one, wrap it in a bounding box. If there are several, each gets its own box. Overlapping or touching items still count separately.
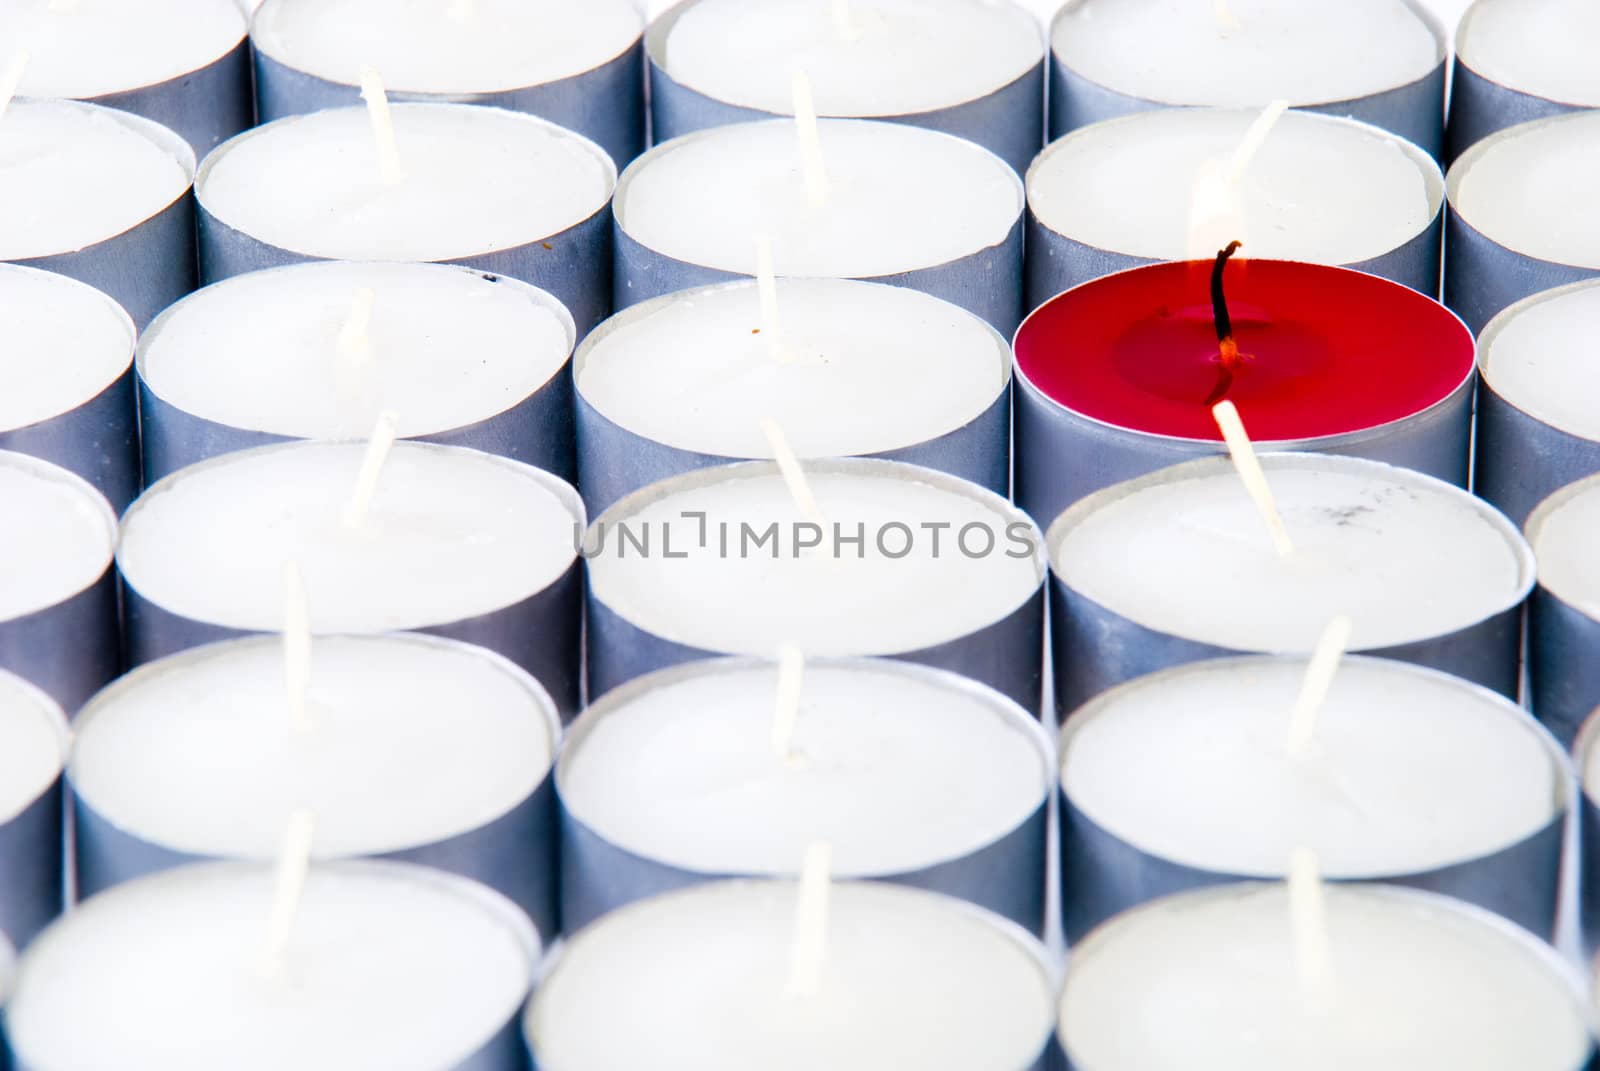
[0,51,30,121]
[358,66,407,187]
[1211,400,1294,557]
[1204,240,1249,406]
[787,841,833,997]
[790,72,830,209]
[771,643,806,766]
[1284,615,1353,757]
[281,561,314,735]
[831,0,864,42]
[1287,847,1332,998]
[258,808,317,980]
[340,411,401,530]
[759,415,828,529]
[1226,100,1289,187]
[755,238,795,365]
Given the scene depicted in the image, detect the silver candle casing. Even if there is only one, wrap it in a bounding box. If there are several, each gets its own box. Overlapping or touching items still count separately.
[557,656,1051,935]
[83,36,254,157]
[644,0,1045,176]
[0,676,67,953]
[1046,454,1535,716]
[1444,57,1587,164]
[583,458,1047,712]
[573,279,1010,517]
[1056,656,1569,946]
[1573,710,1600,959]
[69,634,563,942]
[1525,475,1600,749]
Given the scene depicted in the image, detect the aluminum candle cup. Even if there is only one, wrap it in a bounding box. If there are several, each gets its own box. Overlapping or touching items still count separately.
[249,0,645,166]
[584,459,1047,712]
[4,861,541,1071]
[0,673,68,953]
[1047,0,1449,157]
[1573,711,1600,958]
[1047,454,1534,715]
[1474,280,1600,526]
[69,634,563,941]
[0,100,195,331]
[0,453,118,716]
[558,657,1052,933]
[1025,109,1445,306]
[574,278,1011,516]
[1445,0,1600,161]
[0,267,137,513]
[646,0,1045,176]
[526,880,1057,1071]
[1013,259,1477,529]
[1525,475,1600,748]
[195,103,618,335]
[1056,883,1597,1071]
[137,262,578,484]
[117,441,585,718]
[1057,655,1568,944]
[1444,111,1600,335]
[612,119,1026,334]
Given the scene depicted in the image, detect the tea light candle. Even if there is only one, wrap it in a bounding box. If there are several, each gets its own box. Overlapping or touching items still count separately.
[1059,654,1567,942]
[1525,474,1600,747]
[0,0,251,153]
[1025,108,1444,303]
[647,0,1045,174]
[0,671,67,952]
[0,265,137,511]
[1445,110,1600,334]
[117,441,585,716]
[613,119,1025,332]
[0,452,118,715]
[575,277,1011,514]
[585,459,1046,710]
[0,99,195,329]
[250,0,644,165]
[4,861,541,1071]
[527,880,1056,1071]
[137,261,577,483]
[1048,0,1448,156]
[1058,883,1594,1070]
[1048,453,1533,713]
[195,103,617,334]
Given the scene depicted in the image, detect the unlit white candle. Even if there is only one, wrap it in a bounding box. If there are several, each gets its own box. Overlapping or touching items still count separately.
[0,266,132,435]
[1480,281,1600,441]
[0,671,67,829]
[1527,478,1600,620]
[0,452,114,624]
[1457,0,1600,107]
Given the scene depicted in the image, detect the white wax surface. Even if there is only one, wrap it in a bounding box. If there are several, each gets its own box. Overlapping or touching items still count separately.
[1481,281,1600,441]
[0,0,243,99]
[1050,0,1440,107]
[577,279,1007,458]
[1028,108,1437,263]
[0,671,66,826]
[0,266,132,432]
[252,0,641,94]
[0,100,192,261]
[7,862,537,1071]
[563,661,1046,875]
[198,104,615,263]
[1064,657,1559,876]
[1451,111,1600,270]
[588,465,1042,656]
[1051,457,1528,652]
[1529,479,1600,620]
[0,453,114,622]
[661,0,1042,117]
[71,635,554,858]
[1459,0,1600,106]
[615,119,1021,278]
[1060,884,1591,1070]
[140,262,573,440]
[117,442,580,633]
[530,881,1054,1070]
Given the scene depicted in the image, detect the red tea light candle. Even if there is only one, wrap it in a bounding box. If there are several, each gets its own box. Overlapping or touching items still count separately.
[1013,253,1476,528]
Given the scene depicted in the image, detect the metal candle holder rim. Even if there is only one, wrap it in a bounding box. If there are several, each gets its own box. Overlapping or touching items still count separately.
[0,264,135,435]
[1055,879,1599,1059]
[1011,258,1477,450]
[194,102,619,259]
[1525,472,1600,623]
[66,632,563,859]
[118,438,587,632]
[0,668,69,824]
[1057,651,1573,879]
[557,654,1055,879]
[135,261,577,440]
[1043,451,1538,647]
[0,450,117,621]
[612,118,1025,278]
[1475,277,1600,440]
[586,455,1049,655]
[573,276,1013,457]
[1453,18,1600,112]
[643,0,1046,121]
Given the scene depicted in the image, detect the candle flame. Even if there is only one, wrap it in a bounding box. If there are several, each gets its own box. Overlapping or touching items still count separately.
[1187,100,1288,257]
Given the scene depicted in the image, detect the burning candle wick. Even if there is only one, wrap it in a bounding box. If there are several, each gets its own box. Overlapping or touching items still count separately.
[1204,240,1250,407]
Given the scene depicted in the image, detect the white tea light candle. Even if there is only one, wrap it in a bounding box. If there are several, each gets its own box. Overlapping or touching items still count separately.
[1449,0,1600,155]
[1525,475,1600,746]
[0,669,68,950]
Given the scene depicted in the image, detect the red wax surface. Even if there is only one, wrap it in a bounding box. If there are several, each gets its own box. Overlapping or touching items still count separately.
[1014,260,1476,441]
